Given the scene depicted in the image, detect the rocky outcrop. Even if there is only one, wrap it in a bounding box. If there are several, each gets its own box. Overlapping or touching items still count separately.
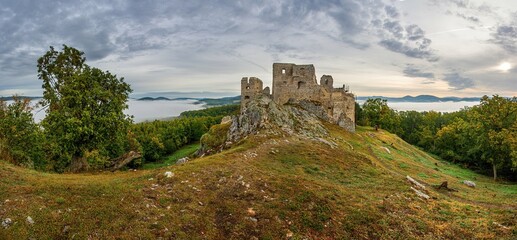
[227,96,329,144]
[198,95,341,156]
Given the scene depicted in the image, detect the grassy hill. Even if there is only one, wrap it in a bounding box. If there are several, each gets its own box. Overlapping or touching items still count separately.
[1,125,516,239]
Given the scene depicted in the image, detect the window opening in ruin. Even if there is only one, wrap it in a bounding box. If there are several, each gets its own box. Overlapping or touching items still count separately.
[298,81,305,89]
[282,68,286,74]
[246,86,250,90]
[244,96,250,99]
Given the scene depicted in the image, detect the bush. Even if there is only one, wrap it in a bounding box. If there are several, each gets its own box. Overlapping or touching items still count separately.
[199,122,231,152]
[0,97,45,169]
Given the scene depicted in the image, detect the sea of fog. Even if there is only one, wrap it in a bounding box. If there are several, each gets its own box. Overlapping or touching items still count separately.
[12,99,203,123]
[364,101,479,113]
[7,99,479,123]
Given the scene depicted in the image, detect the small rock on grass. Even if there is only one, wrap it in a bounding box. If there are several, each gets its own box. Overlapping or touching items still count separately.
[247,208,256,216]
[176,157,190,164]
[286,230,294,238]
[26,216,34,225]
[2,218,12,228]
[164,171,174,178]
[463,180,476,188]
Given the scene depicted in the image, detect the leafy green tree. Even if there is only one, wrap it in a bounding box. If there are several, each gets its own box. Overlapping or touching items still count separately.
[434,118,476,164]
[180,104,239,118]
[0,97,45,168]
[354,102,363,125]
[470,95,517,180]
[37,45,133,172]
[361,98,401,133]
[398,110,423,144]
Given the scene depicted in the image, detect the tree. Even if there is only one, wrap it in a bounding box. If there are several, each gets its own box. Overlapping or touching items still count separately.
[37,45,133,172]
[361,98,401,133]
[434,118,476,164]
[0,97,44,168]
[470,95,517,180]
[398,111,423,144]
[354,102,363,125]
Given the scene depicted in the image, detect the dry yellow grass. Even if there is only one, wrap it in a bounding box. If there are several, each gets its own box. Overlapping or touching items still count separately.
[0,126,516,239]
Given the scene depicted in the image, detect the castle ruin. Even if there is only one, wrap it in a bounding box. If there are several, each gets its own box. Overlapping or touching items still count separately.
[241,63,355,132]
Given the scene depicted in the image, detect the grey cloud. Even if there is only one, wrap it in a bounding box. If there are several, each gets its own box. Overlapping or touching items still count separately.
[443,72,475,90]
[266,44,297,54]
[455,13,480,23]
[385,6,399,18]
[379,38,438,61]
[450,0,469,8]
[403,65,435,79]
[432,0,497,25]
[383,21,404,39]
[375,5,438,62]
[406,25,425,40]
[490,25,517,53]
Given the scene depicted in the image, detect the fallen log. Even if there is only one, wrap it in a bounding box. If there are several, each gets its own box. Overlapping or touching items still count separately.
[110,151,142,172]
[406,175,426,191]
[411,187,430,200]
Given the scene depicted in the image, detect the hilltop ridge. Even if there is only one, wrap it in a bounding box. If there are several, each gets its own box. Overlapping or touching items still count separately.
[1,97,516,239]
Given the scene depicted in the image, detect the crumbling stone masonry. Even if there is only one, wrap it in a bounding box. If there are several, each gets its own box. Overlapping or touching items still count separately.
[241,63,355,132]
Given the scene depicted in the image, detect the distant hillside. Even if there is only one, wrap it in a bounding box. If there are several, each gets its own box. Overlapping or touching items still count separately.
[357,95,480,102]
[194,96,240,106]
[136,96,241,107]
[137,96,172,101]
[136,94,480,105]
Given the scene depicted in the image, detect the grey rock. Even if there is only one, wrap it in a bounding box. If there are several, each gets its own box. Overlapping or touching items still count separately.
[2,218,12,229]
[463,180,476,188]
[176,157,189,164]
[220,116,232,125]
[227,96,329,144]
[26,216,34,225]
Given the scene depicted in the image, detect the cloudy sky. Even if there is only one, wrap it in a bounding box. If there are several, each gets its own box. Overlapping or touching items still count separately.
[1,0,516,97]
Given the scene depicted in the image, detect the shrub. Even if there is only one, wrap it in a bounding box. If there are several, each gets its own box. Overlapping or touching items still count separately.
[0,97,45,169]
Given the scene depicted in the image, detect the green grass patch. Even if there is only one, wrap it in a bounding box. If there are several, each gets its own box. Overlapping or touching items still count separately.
[399,163,409,169]
[418,173,429,178]
[142,143,199,169]
[55,197,66,204]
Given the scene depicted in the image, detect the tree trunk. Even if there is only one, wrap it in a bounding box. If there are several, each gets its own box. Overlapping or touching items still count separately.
[110,151,142,171]
[69,156,89,173]
[492,163,497,181]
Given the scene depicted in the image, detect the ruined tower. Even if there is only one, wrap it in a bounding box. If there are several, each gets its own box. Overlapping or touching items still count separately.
[240,77,264,110]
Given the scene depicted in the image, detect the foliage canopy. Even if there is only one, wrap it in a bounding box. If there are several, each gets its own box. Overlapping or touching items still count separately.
[37,45,133,172]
